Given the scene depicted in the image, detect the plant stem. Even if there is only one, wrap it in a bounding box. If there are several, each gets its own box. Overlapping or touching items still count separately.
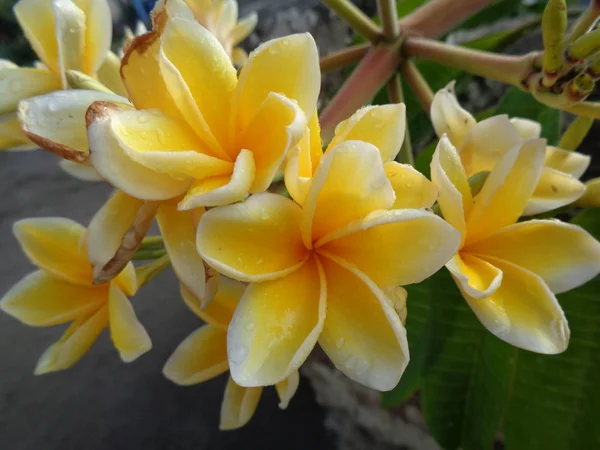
[404,37,536,88]
[377,0,399,41]
[140,235,164,249]
[135,254,171,287]
[565,101,600,119]
[323,0,382,42]
[320,43,370,73]
[566,0,600,44]
[400,60,434,111]
[320,40,403,143]
[388,73,414,165]
[398,0,493,39]
[133,248,168,260]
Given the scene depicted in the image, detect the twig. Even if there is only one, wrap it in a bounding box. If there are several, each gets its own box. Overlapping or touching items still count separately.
[320,44,370,73]
[400,60,434,112]
[323,0,382,42]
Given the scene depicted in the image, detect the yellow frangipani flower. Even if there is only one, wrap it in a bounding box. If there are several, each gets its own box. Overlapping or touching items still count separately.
[197,143,461,390]
[431,135,600,354]
[182,0,258,66]
[163,279,299,430]
[431,83,591,215]
[1,0,127,152]
[0,217,151,374]
[285,103,438,209]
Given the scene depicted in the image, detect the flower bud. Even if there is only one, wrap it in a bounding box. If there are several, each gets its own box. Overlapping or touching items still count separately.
[542,0,568,85]
[565,72,595,103]
[559,116,594,150]
[567,28,600,61]
[575,177,600,207]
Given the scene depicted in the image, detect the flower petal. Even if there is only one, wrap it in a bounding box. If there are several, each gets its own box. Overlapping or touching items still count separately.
[465,219,600,294]
[157,202,210,302]
[317,209,460,287]
[303,141,395,246]
[466,139,545,242]
[14,0,60,72]
[446,253,502,300]
[235,33,320,131]
[177,149,254,209]
[59,160,103,181]
[430,82,476,148]
[53,0,86,82]
[13,217,92,284]
[197,192,308,282]
[160,17,237,154]
[384,161,437,209]
[0,114,37,151]
[180,277,243,328]
[463,257,569,354]
[227,256,325,386]
[108,284,151,362]
[239,92,307,193]
[275,371,299,409]
[19,90,128,162]
[34,305,108,375]
[327,104,406,163]
[220,376,264,431]
[510,117,541,140]
[459,115,523,176]
[544,146,590,178]
[230,12,258,46]
[163,324,228,385]
[77,0,113,75]
[109,108,230,179]
[0,68,61,116]
[430,136,472,239]
[318,256,409,391]
[87,102,192,200]
[524,167,586,216]
[97,51,128,97]
[1,270,106,326]
[87,190,155,285]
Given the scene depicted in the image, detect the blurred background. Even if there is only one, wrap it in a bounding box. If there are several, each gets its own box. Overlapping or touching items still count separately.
[0,1,598,449]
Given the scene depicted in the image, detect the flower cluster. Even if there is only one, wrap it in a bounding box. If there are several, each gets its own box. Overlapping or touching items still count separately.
[2,0,600,431]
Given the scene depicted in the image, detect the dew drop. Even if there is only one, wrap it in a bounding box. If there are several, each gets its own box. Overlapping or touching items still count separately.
[335,337,345,349]
[282,39,290,47]
[268,46,278,55]
[229,344,248,365]
[245,322,255,331]
[137,113,150,124]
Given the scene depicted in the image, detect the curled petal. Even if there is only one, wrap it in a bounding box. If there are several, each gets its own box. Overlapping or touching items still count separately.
[510,117,541,140]
[1,68,61,116]
[239,92,307,193]
[53,0,86,83]
[465,220,600,294]
[0,115,37,151]
[317,209,461,287]
[235,33,320,130]
[34,306,108,375]
[303,141,395,246]
[13,217,92,284]
[275,371,299,409]
[108,285,152,362]
[177,149,254,209]
[464,257,569,354]
[78,0,113,75]
[446,253,503,300]
[544,146,590,178]
[87,101,191,200]
[180,276,243,328]
[197,193,308,282]
[466,139,546,242]
[1,271,106,326]
[430,82,476,148]
[97,51,128,97]
[384,161,437,209]
[524,167,586,216]
[163,324,228,385]
[230,12,258,46]
[59,160,103,182]
[327,104,406,163]
[220,376,263,431]
[318,256,409,391]
[19,90,128,163]
[227,256,326,386]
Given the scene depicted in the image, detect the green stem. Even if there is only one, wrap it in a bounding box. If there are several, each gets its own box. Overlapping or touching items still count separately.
[559,116,594,150]
[140,235,164,249]
[133,248,167,260]
[388,74,414,165]
[135,254,171,287]
[566,0,600,44]
[320,43,370,73]
[400,60,434,111]
[323,0,382,42]
[404,37,537,88]
[377,0,399,41]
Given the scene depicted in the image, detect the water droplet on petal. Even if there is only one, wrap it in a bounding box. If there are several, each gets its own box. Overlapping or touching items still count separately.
[245,322,255,331]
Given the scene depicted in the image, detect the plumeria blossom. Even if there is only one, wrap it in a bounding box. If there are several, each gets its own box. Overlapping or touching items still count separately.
[285,103,437,209]
[182,0,258,66]
[164,279,299,430]
[431,83,591,215]
[1,0,127,154]
[197,142,461,390]
[0,217,151,374]
[430,135,600,353]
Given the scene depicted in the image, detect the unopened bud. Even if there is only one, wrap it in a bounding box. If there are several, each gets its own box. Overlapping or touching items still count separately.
[468,171,490,197]
[542,0,568,85]
[66,70,115,95]
[559,116,594,150]
[588,56,600,78]
[575,177,600,207]
[567,27,600,61]
[565,72,595,102]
